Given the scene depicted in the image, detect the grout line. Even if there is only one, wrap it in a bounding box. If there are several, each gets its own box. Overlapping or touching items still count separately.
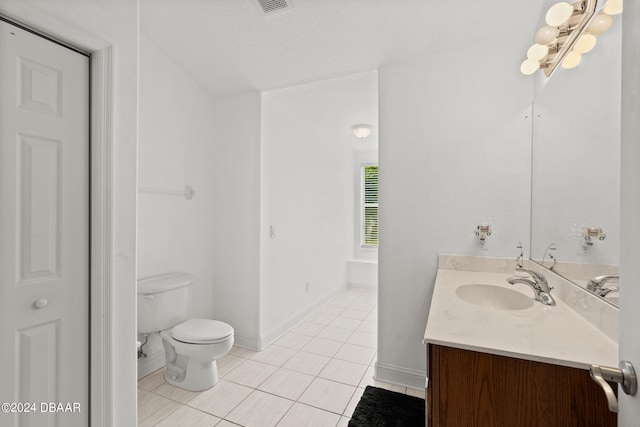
[139,288,378,427]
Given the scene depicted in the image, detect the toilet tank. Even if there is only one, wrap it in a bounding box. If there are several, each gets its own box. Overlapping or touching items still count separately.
[137,272,194,333]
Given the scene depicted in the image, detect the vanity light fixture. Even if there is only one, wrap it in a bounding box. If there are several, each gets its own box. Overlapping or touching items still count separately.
[520,0,622,77]
[352,124,372,139]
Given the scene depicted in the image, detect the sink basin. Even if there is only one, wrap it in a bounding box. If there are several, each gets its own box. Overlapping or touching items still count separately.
[455,284,534,311]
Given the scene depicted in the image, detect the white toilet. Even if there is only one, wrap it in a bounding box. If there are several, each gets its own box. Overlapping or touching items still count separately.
[137,272,234,391]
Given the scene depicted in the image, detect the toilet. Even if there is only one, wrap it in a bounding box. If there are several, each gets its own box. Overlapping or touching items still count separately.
[137,272,234,391]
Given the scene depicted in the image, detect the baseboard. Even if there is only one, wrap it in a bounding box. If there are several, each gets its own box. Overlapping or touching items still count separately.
[260,286,347,350]
[233,332,262,351]
[374,361,426,390]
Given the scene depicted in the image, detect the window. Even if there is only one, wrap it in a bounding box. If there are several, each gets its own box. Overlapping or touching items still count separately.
[361,164,378,247]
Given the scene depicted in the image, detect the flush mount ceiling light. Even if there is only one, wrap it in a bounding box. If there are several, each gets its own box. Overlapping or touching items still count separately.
[352,124,372,138]
[520,0,622,77]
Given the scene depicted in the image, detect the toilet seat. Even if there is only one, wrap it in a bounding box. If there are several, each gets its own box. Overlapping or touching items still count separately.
[171,318,233,344]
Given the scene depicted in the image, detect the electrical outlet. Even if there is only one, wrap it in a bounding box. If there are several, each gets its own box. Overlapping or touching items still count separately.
[305,282,310,293]
[270,225,276,238]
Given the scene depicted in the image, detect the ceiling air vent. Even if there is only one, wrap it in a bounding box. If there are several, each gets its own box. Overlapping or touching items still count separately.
[253,0,293,15]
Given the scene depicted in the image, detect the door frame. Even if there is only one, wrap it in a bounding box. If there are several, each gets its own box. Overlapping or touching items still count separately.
[0,13,116,427]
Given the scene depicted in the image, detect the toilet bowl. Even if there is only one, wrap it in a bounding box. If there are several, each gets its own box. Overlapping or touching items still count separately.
[160,319,234,391]
[137,273,234,391]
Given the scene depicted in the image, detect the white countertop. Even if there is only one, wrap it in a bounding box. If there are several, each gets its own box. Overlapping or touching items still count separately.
[424,258,618,370]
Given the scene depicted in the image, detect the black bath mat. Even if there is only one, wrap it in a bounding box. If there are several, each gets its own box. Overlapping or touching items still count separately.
[348,385,425,427]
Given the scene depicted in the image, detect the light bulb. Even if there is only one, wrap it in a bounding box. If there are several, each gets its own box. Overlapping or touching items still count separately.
[562,51,582,69]
[573,34,597,53]
[603,0,623,15]
[527,44,549,61]
[535,25,560,45]
[588,13,613,35]
[521,59,541,75]
[546,2,574,26]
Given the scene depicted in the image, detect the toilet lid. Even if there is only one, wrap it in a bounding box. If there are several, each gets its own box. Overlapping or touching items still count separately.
[171,319,233,344]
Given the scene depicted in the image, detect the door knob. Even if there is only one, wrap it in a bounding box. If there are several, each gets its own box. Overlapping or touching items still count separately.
[34,298,48,309]
[590,361,637,413]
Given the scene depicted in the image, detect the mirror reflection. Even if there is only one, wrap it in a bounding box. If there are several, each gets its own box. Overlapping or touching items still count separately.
[530,21,621,306]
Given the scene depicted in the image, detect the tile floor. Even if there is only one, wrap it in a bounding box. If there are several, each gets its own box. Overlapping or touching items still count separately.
[138,288,425,427]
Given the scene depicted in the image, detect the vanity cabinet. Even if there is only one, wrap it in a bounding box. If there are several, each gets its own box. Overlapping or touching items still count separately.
[426,344,616,427]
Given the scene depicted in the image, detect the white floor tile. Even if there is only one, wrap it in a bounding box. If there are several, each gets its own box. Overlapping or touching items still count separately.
[358,366,375,388]
[290,321,325,337]
[283,351,331,376]
[224,359,278,388]
[154,405,220,427]
[316,305,345,316]
[337,416,350,427]
[316,326,353,343]
[329,317,362,330]
[250,345,296,366]
[230,346,259,359]
[225,390,293,427]
[298,378,356,414]
[334,343,376,366]
[349,301,376,311]
[187,379,253,418]
[152,382,199,404]
[138,368,166,391]
[137,391,181,427]
[346,331,376,348]
[328,300,353,310]
[276,402,341,427]
[137,289,380,426]
[258,368,315,400]
[302,337,343,357]
[406,387,426,399]
[340,308,369,321]
[306,313,337,325]
[343,387,365,417]
[356,321,377,334]
[217,354,246,377]
[274,332,313,350]
[319,358,368,386]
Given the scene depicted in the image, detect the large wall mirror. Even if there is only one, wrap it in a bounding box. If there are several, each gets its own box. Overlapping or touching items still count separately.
[530,21,621,306]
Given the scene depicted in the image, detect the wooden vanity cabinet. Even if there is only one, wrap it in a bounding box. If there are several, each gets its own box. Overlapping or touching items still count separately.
[426,344,616,427]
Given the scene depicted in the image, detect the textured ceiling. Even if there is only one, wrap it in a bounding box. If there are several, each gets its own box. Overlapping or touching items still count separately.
[140,0,545,99]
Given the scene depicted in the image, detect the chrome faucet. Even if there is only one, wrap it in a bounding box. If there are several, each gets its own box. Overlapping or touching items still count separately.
[507,267,556,306]
[587,275,620,297]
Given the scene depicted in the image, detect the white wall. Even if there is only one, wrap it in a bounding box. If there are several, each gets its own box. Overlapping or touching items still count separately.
[0,0,139,424]
[377,44,533,387]
[137,34,219,373]
[260,86,354,344]
[531,23,621,266]
[210,92,262,349]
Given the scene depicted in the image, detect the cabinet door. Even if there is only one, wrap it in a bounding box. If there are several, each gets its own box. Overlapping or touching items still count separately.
[427,345,616,427]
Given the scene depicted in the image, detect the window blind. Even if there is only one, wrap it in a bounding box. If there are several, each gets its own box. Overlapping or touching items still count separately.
[362,165,378,246]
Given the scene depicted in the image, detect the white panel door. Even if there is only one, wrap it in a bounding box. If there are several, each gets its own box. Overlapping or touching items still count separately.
[0,20,89,427]
[618,0,640,424]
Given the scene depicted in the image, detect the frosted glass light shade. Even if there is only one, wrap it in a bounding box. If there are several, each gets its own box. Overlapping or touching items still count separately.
[352,124,372,138]
[521,59,541,75]
[527,44,549,61]
[535,25,560,44]
[603,0,623,15]
[588,13,613,35]
[546,2,574,26]
[562,51,582,69]
[574,34,597,53]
